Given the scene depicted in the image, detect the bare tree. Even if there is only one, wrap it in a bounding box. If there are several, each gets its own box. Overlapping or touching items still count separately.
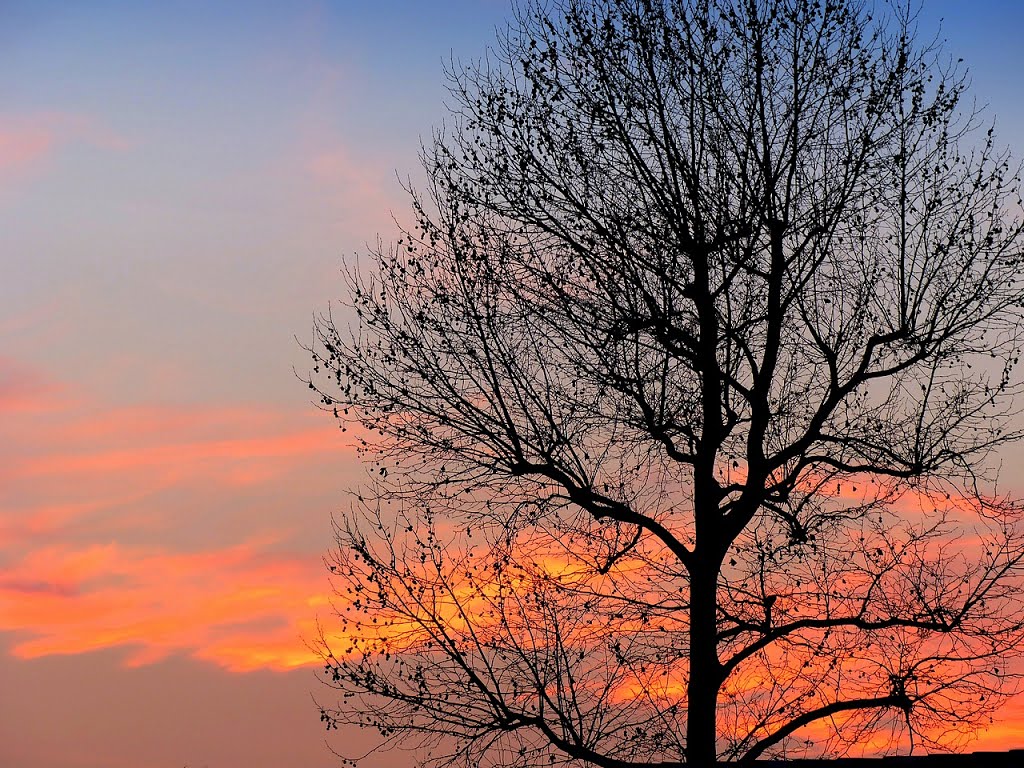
[308,0,1024,764]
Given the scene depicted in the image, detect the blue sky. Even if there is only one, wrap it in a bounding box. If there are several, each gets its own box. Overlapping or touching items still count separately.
[2,2,1024,766]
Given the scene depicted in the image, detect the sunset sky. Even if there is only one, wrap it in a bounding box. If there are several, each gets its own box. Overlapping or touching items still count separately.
[3,2,1024,767]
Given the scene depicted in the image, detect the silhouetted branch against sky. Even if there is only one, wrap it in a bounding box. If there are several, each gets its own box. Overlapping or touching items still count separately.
[307,0,1024,764]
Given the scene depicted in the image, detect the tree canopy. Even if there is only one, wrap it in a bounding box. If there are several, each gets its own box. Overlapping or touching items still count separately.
[309,0,1024,764]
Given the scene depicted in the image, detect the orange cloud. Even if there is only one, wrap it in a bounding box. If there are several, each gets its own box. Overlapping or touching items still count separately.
[0,359,360,673]
[0,540,329,672]
[977,697,1024,750]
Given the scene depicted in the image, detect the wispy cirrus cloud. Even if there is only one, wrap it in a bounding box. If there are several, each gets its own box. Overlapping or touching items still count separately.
[11,425,346,480]
[0,112,130,186]
[302,141,402,237]
[0,124,52,175]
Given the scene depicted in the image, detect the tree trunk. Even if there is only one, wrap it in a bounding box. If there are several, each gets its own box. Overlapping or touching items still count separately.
[687,559,720,765]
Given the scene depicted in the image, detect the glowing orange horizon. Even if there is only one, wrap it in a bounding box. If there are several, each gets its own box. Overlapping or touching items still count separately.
[3,359,1023,753]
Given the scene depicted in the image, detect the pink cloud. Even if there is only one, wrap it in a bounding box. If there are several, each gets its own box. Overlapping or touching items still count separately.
[13,426,347,478]
[2,377,356,496]
[0,126,53,174]
[0,112,130,185]
[304,142,398,231]
[0,356,60,413]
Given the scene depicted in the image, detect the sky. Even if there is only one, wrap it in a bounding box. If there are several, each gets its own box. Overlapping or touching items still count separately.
[2,2,1024,767]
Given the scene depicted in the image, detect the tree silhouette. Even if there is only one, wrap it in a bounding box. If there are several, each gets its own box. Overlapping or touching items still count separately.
[308,0,1024,764]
